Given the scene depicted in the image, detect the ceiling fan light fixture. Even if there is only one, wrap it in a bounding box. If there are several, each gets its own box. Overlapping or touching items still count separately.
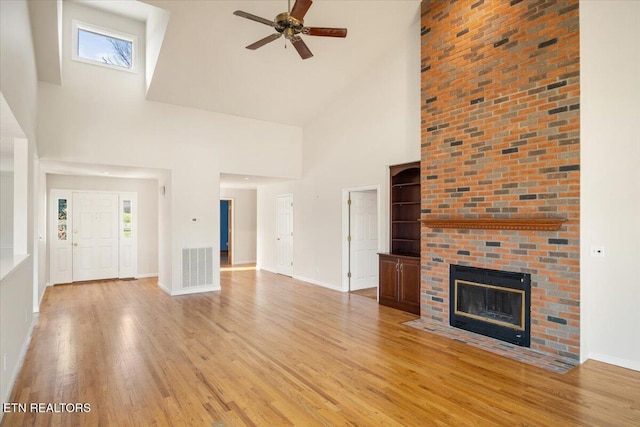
[233,0,347,60]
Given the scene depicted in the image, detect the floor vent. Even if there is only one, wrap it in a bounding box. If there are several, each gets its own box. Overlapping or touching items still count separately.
[182,247,213,288]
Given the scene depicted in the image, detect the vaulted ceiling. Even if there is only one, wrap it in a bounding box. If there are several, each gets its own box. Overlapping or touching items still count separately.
[27,0,420,184]
[143,0,420,126]
[66,0,421,127]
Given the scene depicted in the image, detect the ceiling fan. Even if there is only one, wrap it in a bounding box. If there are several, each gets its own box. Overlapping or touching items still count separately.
[233,0,347,60]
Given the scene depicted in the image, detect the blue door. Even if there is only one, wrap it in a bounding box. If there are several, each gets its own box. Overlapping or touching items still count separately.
[220,200,229,251]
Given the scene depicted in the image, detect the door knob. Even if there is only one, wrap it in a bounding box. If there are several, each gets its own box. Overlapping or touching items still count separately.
[73,243,78,246]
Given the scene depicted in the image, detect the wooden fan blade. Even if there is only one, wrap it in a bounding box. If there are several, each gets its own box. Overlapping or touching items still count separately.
[305,27,348,38]
[246,33,282,50]
[233,10,276,27]
[291,36,313,60]
[290,0,313,21]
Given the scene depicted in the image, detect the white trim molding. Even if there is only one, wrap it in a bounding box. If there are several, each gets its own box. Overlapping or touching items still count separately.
[157,281,220,296]
[135,273,159,279]
[71,19,139,73]
[293,275,341,292]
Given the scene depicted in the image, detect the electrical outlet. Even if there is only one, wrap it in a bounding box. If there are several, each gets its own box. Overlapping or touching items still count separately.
[590,246,605,257]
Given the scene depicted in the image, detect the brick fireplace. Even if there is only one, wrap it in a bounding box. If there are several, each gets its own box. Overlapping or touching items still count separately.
[419,0,580,359]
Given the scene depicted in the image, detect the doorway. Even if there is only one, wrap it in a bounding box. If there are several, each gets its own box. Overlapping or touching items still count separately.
[49,190,138,284]
[220,199,233,266]
[342,186,380,296]
[72,192,119,281]
[276,194,294,276]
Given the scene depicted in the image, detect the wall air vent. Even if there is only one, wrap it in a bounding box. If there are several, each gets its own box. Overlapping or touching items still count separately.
[181,247,213,288]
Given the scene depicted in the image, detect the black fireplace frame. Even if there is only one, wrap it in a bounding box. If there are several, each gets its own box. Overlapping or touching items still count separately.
[449,264,531,347]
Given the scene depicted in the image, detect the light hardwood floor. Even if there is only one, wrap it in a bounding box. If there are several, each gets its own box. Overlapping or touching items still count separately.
[349,287,377,300]
[2,271,639,426]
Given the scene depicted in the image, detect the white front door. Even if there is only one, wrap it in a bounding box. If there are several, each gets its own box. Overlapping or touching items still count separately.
[72,192,119,281]
[276,194,294,276]
[349,191,378,291]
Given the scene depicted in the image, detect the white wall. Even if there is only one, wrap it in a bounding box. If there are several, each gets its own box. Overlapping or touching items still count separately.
[27,0,62,85]
[46,174,159,278]
[220,188,257,265]
[37,2,302,294]
[0,1,38,143]
[35,160,47,311]
[157,169,172,292]
[145,5,170,91]
[581,1,640,371]
[0,256,34,408]
[0,0,39,410]
[257,7,421,289]
[0,172,13,249]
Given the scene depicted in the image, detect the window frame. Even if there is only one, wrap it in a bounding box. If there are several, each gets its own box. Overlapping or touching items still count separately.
[71,19,138,73]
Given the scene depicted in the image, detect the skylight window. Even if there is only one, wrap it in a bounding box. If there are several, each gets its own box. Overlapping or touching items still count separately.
[72,20,137,72]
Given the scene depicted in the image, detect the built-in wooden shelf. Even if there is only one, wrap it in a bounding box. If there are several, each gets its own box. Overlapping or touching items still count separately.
[421,218,567,231]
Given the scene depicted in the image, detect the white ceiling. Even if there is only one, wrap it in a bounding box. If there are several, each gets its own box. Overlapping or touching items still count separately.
[70,0,152,22]
[141,0,421,126]
[55,1,422,127]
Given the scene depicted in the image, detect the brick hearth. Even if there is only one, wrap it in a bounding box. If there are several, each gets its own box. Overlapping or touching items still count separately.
[419,0,580,359]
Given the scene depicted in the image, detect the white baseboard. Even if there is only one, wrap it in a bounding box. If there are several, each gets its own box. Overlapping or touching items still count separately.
[171,285,220,296]
[135,273,159,279]
[292,275,341,291]
[33,283,49,313]
[157,281,220,296]
[255,269,340,292]
[350,282,379,292]
[2,314,38,409]
[157,281,172,295]
[588,353,640,372]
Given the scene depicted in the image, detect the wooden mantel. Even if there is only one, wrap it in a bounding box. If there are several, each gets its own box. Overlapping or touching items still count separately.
[420,218,567,231]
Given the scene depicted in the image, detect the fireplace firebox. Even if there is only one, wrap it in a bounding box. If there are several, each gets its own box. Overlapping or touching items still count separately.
[449,265,531,347]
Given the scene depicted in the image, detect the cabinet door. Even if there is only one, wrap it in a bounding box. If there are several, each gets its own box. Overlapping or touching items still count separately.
[399,258,421,314]
[378,255,399,303]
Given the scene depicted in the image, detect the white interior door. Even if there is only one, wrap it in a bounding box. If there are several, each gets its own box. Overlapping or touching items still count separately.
[276,194,294,276]
[72,192,119,281]
[350,191,378,291]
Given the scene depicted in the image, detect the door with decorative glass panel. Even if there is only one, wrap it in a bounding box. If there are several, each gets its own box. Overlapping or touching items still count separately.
[49,190,137,284]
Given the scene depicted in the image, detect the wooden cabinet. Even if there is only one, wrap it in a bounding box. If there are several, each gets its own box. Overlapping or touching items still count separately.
[379,161,421,315]
[378,254,420,315]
